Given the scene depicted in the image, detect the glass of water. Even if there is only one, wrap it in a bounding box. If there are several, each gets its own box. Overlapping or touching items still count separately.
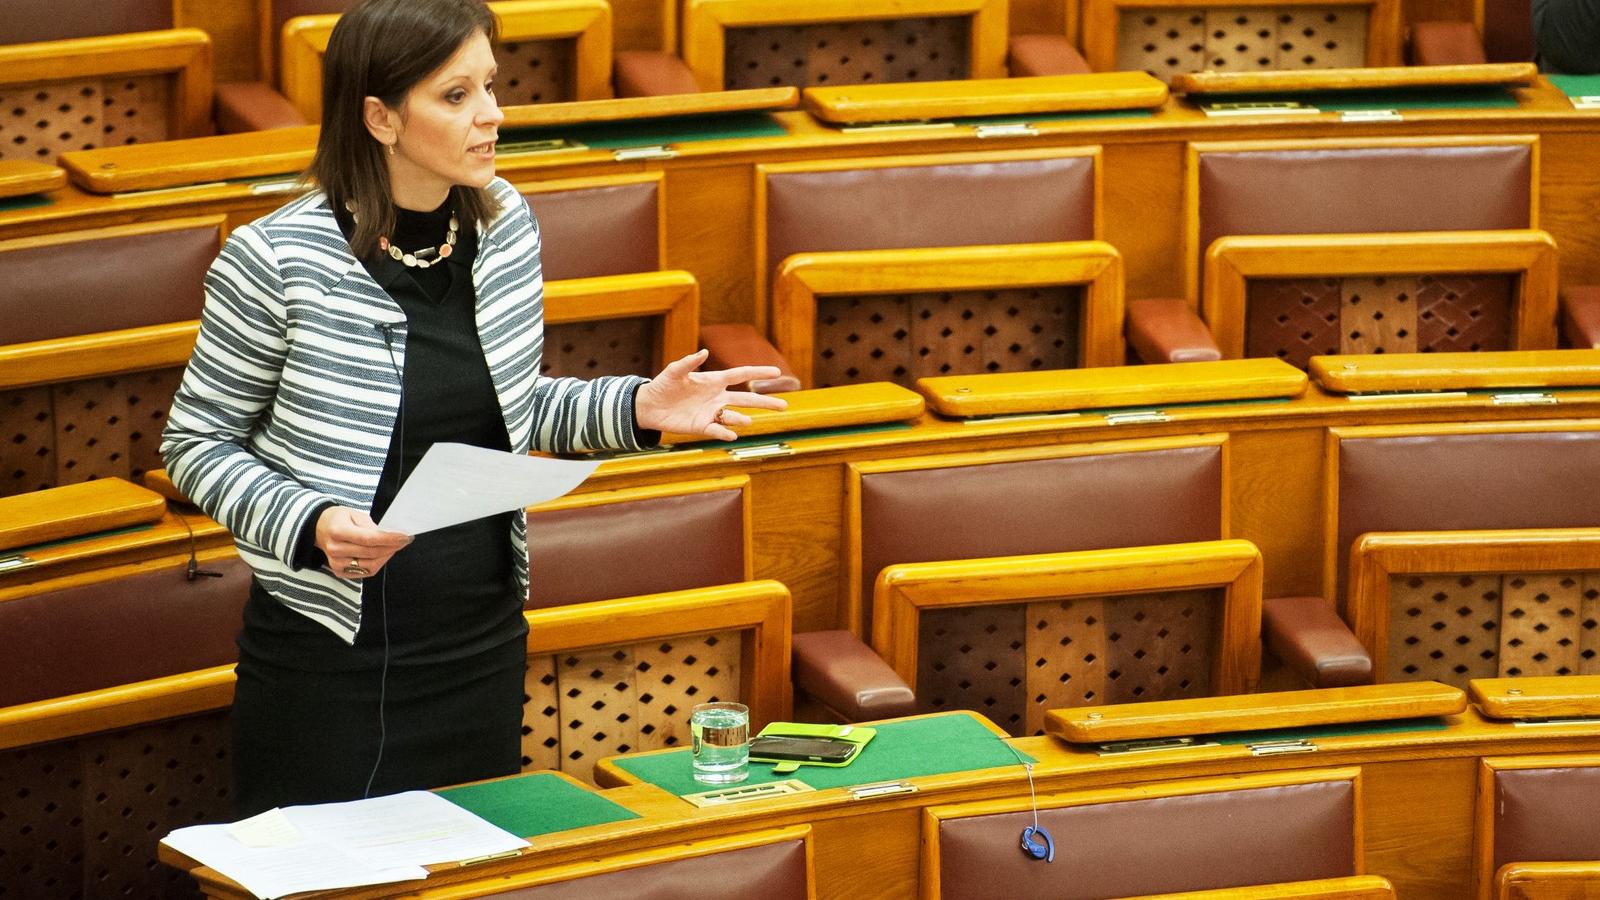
[690,701,749,784]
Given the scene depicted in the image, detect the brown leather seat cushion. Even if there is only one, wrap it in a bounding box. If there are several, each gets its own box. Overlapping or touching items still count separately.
[524,180,661,280]
[0,223,220,344]
[857,442,1223,629]
[1493,766,1600,871]
[526,488,745,608]
[1336,429,1600,600]
[764,153,1097,283]
[487,837,809,899]
[1197,143,1533,261]
[0,0,172,43]
[0,556,251,707]
[937,778,1355,898]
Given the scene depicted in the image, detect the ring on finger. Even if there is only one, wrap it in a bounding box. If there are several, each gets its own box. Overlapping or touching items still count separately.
[342,559,371,579]
[714,407,730,427]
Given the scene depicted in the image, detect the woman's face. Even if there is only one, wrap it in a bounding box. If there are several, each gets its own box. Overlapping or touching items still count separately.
[384,29,503,209]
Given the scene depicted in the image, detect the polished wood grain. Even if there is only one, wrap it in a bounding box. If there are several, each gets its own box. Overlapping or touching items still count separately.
[919,767,1365,900]
[1173,63,1537,96]
[874,540,1263,696]
[544,269,700,371]
[0,321,197,390]
[280,0,614,122]
[1471,675,1600,720]
[503,87,799,128]
[680,0,1008,93]
[1311,349,1600,394]
[1346,528,1600,679]
[1496,862,1600,900]
[0,161,66,199]
[59,126,316,194]
[0,663,234,754]
[1048,681,1466,742]
[917,357,1306,417]
[1204,230,1561,359]
[1135,875,1398,899]
[1183,135,1541,306]
[802,72,1167,124]
[668,382,927,446]
[772,242,1124,387]
[0,479,166,552]
[1475,755,1600,900]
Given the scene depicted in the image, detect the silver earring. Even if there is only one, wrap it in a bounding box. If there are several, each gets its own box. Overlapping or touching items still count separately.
[385,143,396,157]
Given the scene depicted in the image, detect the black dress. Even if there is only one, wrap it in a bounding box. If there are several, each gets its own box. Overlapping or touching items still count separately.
[231,201,528,817]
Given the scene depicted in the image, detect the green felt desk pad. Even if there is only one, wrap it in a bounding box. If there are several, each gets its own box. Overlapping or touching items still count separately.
[1207,716,1451,745]
[436,772,639,838]
[0,194,52,212]
[1193,86,1519,111]
[1550,75,1600,100]
[501,111,788,150]
[612,713,1032,797]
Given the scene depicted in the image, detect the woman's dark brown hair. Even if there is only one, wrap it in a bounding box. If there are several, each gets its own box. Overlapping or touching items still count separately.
[309,0,501,256]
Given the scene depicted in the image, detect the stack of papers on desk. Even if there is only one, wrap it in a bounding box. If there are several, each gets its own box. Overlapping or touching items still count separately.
[162,791,529,898]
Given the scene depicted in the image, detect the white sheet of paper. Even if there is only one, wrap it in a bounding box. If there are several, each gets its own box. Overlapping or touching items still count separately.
[226,808,301,848]
[162,825,426,899]
[377,443,600,536]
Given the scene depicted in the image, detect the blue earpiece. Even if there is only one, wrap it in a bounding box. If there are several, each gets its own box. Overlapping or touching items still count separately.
[1020,825,1055,862]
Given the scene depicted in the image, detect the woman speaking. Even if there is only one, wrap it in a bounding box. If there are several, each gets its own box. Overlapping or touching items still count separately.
[162,0,784,817]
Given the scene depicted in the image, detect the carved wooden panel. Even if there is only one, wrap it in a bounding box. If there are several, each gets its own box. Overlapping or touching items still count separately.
[1499,573,1586,677]
[1339,276,1419,355]
[723,18,970,90]
[1,384,56,496]
[1245,277,1341,367]
[0,75,171,163]
[542,318,658,380]
[520,653,562,772]
[917,603,1028,735]
[1413,274,1515,353]
[1117,5,1367,82]
[0,711,229,900]
[1100,588,1220,704]
[1025,597,1110,733]
[814,288,1080,388]
[1386,573,1503,687]
[495,38,575,105]
[542,632,741,782]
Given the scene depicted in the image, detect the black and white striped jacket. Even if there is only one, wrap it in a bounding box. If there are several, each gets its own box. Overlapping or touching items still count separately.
[162,177,647,643]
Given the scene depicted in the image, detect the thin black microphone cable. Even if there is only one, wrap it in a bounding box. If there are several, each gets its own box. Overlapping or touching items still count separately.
[364,322,403,799]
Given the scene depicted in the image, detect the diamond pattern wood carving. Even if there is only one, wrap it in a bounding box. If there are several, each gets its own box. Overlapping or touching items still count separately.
[495,39,574,105]
[542,318,657,380]
[813,287,1080,388]
[723,18,969,90]
[0,75,171,162]
[524,632,741,782]
[1117,6,1367,82]
[917,589,1225,737]
[1385,572,1600,687]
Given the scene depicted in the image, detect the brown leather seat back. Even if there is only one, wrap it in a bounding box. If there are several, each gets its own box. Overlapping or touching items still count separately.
[0,556,251,707]
[763,153,1096,293]
[1197,142,1533,262]
[489,836,810,899]
[1492,765,1600,871]
[936,777,1356,898]
[1335,428,1600,603]
[526,487,746,609]
[0,222,220,345]
[524,180,662,281]
[0,0,172,43]
[856,441,1223,632]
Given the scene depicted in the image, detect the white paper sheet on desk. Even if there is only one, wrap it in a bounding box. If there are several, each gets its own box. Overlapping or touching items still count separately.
[162,791,529,898]
[377,443,600,536]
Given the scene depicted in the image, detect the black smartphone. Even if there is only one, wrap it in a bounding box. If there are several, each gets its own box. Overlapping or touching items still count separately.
[749,735,859,763]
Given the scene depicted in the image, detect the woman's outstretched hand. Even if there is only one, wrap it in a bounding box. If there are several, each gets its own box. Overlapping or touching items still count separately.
[315,506,412,580]
[634,349,788,440]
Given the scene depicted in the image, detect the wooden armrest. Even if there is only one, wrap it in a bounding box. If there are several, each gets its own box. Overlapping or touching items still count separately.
[1045,681,1464,743]
[1471,674,1600,719]
[0,479,166,552]
[792,630,917,722]
[917,358,1304,417]
[613,50,702,97]
[1409,21,1488,65]
[214,81,308,133]
[664,382,925,444]
[0,160,65,200]
[699,323,801,394]
[1126,298,1222,363]
[802,72,1165,125]
[1263,596,1374,688]
[1007,34,1093,77]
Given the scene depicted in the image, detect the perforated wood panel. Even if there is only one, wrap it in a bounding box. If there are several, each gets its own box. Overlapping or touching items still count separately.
[0,368,184,497]
[813,287,1081,388]
[723,18,970,90]
[494,38,576,105]
[1245,275,1515,366]
[541,318,658,380]
[0,75,171,162]
[917,589,1225,737]
[1385,571,1600,687]
[0,711,230,900]
[1116,6,1368,82]
[530,631,742,782]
